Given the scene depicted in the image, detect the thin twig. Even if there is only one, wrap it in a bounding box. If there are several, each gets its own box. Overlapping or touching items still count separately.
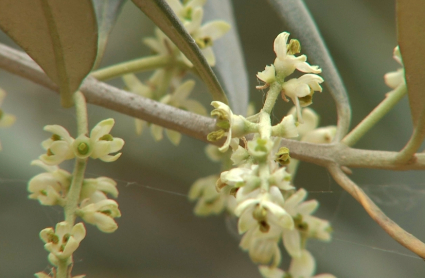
[395,105,425,163]
[327,163,425,259]
[2,43,425,171]
[342,84,407,146]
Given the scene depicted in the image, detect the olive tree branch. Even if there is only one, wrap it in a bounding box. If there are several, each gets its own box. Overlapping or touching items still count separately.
[2,42,425,258]
[328,163,425,259]
[2,42,425,170]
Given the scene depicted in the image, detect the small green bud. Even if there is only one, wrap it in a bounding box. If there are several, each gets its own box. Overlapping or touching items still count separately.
[275,147,291,165]
[207,129,226,141]
[77,142,89,155]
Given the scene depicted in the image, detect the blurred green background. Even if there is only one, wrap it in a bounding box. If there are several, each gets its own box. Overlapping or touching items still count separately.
[1,0,425,277]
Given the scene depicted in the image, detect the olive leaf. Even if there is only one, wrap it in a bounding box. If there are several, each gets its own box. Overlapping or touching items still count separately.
[267,0,351,141]
[397,0,425,127]
[203,0,249,116]
[92,0,127,68]
[131,0,229,105]
[0,0,98,107]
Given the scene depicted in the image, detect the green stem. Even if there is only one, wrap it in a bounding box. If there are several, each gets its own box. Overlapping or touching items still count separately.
[74,91,88,135]
[56,259,69,278]
[57,92,89,278]
[262,82,282,115]
[64,158,87,226]
[395,104,425,163]
[91,55,172,81]
[155,68,174,99]
[342,84,407,146]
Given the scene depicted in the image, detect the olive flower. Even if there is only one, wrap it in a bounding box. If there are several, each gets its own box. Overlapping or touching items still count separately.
[77,199,121,233]
[281,74,324,123]
[259,250,336,278]
[40,125,75,165]
[40,222,86,262]
[150,80,207,145]
[283,189,332,258]
[207,101,244,152]
[384,46,404,89]
[273,32,321,77]
[28,160,71,206]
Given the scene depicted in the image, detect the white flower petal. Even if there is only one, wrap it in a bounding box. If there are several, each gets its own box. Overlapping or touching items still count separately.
[259,266,286,278]
[201,47,216,66]
[99,153,122,162]
[297,200,318,215]
[284,189,307,213]
[185,8,203,33]
[135,119,146,135]
[273,32,290,60]
[235,199,260,216]
[198,21,230,41]
[166,129,182,145]
[238,208,257,234]
[172,80,195,103]
[181,99,208,116]
[283,229,302,258]
[150,124,164,141]
[90,119,115,141]
[288,249,316,277]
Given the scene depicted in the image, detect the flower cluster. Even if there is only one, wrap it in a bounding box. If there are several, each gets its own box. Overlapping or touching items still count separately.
[190,32,335,278]
[29,160,121,233]
[123,76,207,145]
[286,107,336,174]
[0,88,16,150]
[257,32,324,123]
[122,0,230,145]
[30,118,124,276]
[158,0,230,67]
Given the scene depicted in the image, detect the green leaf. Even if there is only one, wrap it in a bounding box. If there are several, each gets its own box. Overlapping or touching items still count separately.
[92,0,127,68]
[397,0,425,127]
[131,0,229,105]
[203,0,249,116]
[267,0,351,141]
[0,0,98,107]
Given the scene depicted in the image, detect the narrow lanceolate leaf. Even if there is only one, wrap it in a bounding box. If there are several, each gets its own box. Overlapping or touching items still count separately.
[131,0,229,105]
[92,0,127,68]
[397,1,425,127]
[203,0,249,115]
[267,0,351,141]
[0,0,98,108]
